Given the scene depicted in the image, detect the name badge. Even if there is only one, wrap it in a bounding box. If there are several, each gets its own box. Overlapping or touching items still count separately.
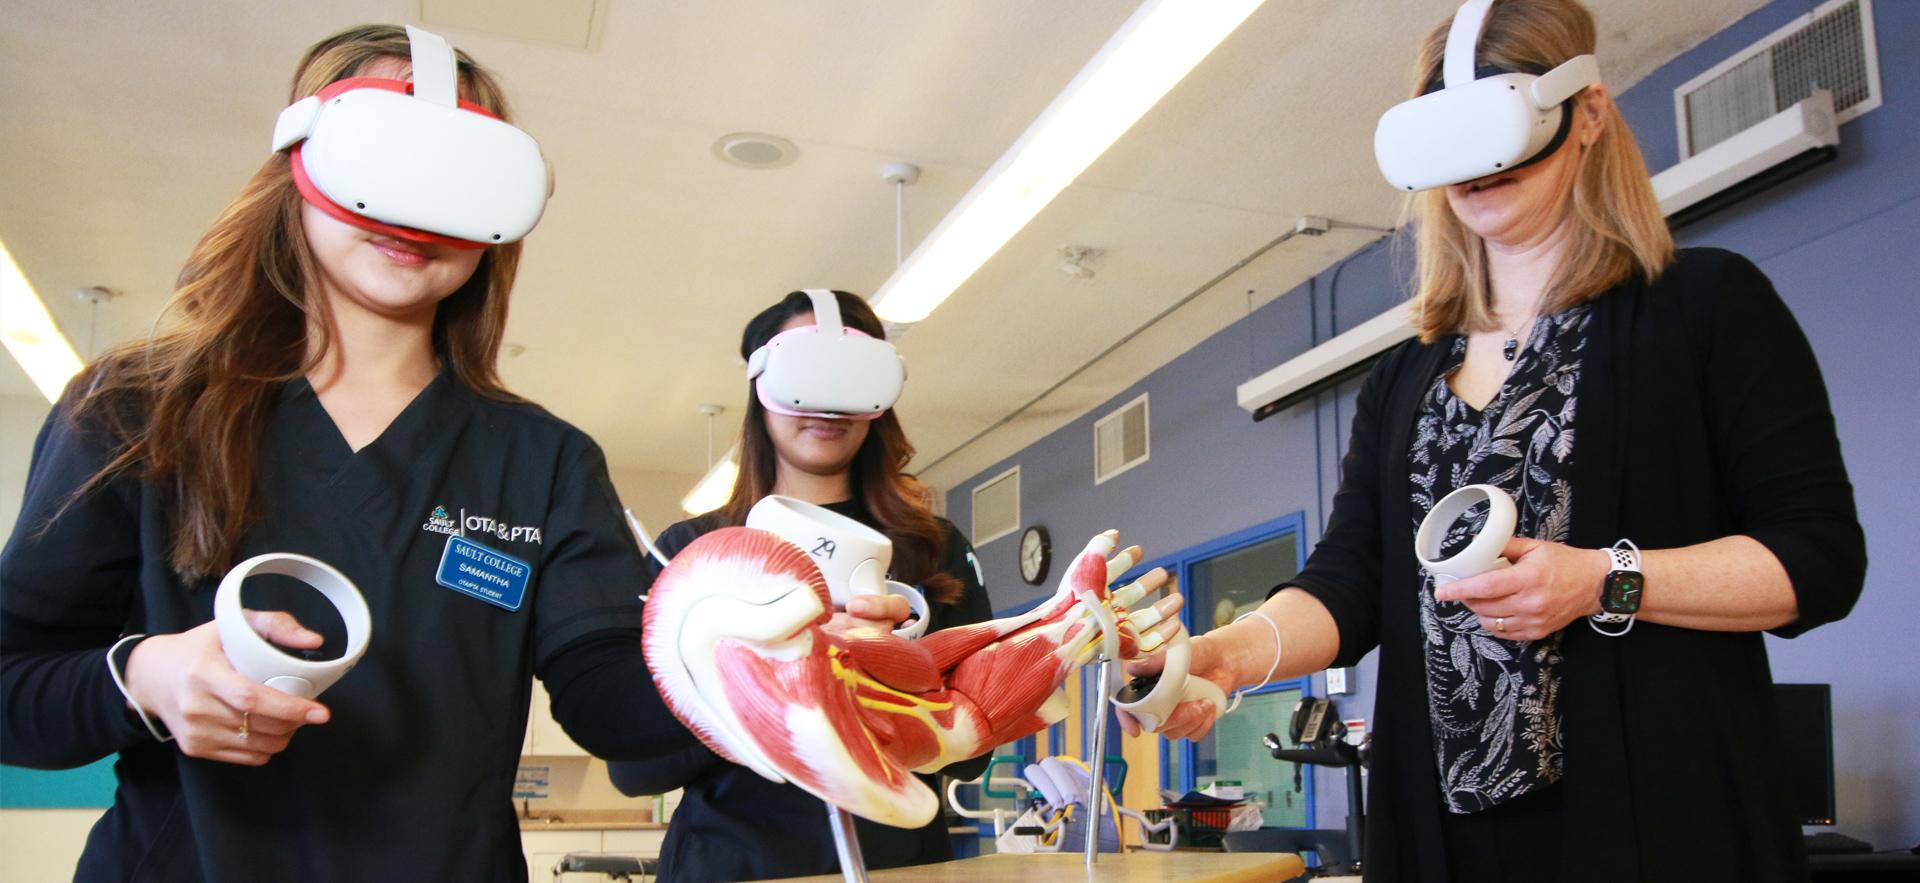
[436,535,532,612]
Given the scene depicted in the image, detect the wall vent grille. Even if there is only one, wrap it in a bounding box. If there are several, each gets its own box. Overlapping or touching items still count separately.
[1677,0,1880,159]
[970,466,1021,546]
[1094,393,1151,485]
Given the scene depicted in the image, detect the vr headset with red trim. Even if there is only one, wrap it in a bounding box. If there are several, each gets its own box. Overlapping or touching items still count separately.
[270,26,552,248]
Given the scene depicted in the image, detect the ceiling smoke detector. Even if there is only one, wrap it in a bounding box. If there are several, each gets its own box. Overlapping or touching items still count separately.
[712,132,798,170]
[1058,246,1102,281]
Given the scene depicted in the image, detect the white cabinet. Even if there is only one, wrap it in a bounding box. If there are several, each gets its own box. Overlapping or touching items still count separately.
[522,830,603,883]
[524,679,588,757]
[601,828,666,856]
[522,828,662,883]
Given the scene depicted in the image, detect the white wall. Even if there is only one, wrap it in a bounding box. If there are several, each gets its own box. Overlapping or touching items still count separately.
[607,466,705,549]
[0,393,85,883]
[0,392,52,540]
[0,808,104,883]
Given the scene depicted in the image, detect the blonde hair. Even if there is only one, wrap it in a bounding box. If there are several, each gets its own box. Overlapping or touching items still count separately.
[1406,0,1673,342]
[67,26,524,579]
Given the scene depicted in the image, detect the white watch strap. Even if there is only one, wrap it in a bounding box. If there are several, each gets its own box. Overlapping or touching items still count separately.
[1589,539,1640,637]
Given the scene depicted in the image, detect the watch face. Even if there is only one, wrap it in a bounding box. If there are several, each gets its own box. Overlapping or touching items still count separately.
[1602,571,1645,615]
[1019,527,1049,585]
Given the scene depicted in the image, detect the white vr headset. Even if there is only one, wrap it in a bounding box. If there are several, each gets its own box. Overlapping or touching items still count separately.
[746,289,906,421]
[1374,0,1601,192]
[271,25,552,248]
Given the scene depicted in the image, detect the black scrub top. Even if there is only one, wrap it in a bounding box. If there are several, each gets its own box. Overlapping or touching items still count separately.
[608,499,995,882]
[0,372,677,882]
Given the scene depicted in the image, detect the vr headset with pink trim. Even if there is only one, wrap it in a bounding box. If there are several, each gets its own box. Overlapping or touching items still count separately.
[270,26,552,248]
[746,289,906,421]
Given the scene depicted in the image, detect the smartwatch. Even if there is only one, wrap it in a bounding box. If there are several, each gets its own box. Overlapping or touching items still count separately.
[1589,539,1641,637]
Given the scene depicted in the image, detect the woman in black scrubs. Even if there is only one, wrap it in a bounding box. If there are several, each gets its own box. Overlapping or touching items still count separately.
[0,26,691,881]
[609,290,996,881]
[1131,1,1865,881]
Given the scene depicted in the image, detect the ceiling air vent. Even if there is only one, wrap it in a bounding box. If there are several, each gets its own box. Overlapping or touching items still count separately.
[1674,0,1881,160]
[1094,393,1150,485]
[971,466,1021,546]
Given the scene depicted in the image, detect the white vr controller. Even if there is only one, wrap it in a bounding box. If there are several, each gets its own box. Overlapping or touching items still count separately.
[214,553,372,699]
[1112,627,1228,734]
[1416,483,1518,584]
[1373,0,1602,192]
[746,289,905,421]
[746,495,930,639]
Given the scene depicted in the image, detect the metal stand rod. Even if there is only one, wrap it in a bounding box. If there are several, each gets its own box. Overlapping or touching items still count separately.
[826,802,870,883]
[1084,655,1115,866]
[1346,757,1366,873]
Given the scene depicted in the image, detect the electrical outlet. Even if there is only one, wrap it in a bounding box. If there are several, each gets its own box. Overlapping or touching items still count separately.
[1326,667,1350,694]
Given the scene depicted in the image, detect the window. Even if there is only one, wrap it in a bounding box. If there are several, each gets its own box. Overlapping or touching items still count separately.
[1184,527,1309,827]
[1086,514,1313,827]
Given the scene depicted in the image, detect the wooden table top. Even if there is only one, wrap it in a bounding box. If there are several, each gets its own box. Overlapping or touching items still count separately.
[777,850,1305,882]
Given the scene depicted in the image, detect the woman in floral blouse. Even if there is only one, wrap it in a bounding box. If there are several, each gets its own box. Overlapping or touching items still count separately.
[1124,2,1865,881]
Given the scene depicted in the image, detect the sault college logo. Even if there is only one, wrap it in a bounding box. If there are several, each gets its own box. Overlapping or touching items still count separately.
[423,505,460,536]
[421,504,544,545]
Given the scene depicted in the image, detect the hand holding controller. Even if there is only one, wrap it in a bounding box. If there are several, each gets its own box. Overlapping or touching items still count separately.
[746,495,931,639]
[1416,484,1519,585]
[1112,626,1229,733]
[214,553,371,699]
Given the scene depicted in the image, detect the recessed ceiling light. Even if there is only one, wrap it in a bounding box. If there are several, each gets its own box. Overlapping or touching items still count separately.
[712,132,798,170]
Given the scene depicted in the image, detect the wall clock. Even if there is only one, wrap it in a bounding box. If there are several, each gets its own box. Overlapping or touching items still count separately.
[1019,525,1051,586]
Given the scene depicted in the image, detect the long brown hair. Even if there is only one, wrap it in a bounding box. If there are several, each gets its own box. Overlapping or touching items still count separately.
[714,291,963,606]
[1405,0,1674,342]
[65,25,524,580]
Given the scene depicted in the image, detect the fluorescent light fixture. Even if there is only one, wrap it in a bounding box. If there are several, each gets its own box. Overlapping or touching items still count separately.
[869,0,1266,324]
[0,238,85,402]
[680,444,741,515]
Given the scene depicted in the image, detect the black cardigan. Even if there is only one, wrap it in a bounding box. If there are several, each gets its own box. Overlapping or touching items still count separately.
[1284,248,1865,882]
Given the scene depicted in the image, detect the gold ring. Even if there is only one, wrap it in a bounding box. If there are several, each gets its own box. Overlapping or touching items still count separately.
[1495,617,1507,633]
[237,711,250,740]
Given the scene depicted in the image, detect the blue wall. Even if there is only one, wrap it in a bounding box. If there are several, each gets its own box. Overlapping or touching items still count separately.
[951,0,1919,847]
[1624,0,1920,853]
[950,233,1411,832]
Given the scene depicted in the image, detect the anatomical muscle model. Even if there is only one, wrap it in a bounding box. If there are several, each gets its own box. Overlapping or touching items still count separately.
[642,525,1186,828]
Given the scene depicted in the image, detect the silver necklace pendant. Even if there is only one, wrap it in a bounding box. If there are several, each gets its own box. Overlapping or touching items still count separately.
[1503,337,1519,361]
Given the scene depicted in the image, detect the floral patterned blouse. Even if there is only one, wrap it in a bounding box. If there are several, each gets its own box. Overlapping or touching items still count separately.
[1409,305,1590,813]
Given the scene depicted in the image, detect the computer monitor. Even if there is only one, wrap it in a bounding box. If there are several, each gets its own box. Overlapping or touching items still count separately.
[1773,683,1837,826]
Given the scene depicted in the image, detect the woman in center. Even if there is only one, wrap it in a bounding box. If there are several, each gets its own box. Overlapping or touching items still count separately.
[610,289,994,881]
